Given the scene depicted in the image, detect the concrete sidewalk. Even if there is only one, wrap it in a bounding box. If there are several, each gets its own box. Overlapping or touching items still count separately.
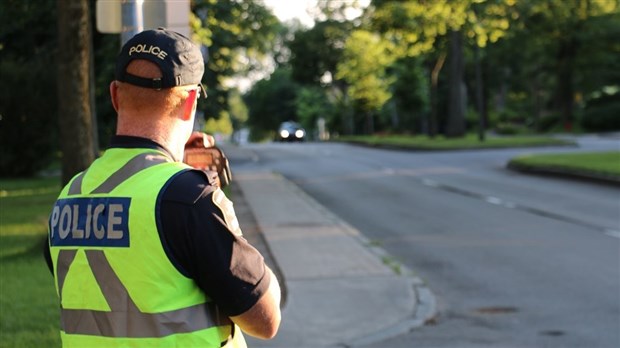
[227,145,436,347]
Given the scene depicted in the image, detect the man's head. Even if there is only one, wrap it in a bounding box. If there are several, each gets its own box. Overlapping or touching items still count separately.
[115,28,205,92]
[111,28,206,160]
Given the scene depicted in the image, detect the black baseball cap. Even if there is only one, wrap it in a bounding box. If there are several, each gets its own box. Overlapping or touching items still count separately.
[115,28,205,92]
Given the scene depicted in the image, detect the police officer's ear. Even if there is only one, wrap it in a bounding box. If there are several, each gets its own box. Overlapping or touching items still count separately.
[181,89,198,121]
[110,81,120,112]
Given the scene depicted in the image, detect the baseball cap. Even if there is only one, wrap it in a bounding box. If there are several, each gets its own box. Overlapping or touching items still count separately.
[115,28,205,92]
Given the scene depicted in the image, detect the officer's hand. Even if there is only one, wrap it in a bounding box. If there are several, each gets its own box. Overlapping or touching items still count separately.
[185,131,215,149]
[183,132,232,188]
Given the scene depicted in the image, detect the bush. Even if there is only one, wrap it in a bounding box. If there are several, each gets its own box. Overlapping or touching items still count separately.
[496,108,526,124]
[581,92,620,132]
[465,107,480,130]
[537,113,561,132]
[494,123,529,135]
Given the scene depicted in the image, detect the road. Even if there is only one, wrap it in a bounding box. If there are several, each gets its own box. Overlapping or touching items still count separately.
[228,135,620,348]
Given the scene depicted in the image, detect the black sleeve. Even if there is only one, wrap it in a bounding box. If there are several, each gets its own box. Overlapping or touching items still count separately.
[158,170,271,317]
[43,237,53,274]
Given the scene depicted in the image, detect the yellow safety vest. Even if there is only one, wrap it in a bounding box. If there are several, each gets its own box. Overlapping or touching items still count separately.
[48,148,246,347]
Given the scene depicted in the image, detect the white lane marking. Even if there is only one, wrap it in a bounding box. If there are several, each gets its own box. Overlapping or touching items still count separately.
[503,201,516,209]
[422,179,438,187]
[383,168,396,175]
[420,179,615,237]
[485,196,503,205]
[604,230,620,239]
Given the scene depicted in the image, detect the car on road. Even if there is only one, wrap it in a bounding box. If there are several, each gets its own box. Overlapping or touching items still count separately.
[277,121,306,142]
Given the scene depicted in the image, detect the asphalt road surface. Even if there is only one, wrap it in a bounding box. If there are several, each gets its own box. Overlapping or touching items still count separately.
[229,135,619,348]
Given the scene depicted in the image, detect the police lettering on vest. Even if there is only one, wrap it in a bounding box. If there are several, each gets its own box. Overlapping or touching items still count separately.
[49,197,131,247]
[128,44,168,60]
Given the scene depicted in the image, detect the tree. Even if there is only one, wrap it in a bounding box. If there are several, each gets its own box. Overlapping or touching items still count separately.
[288,19,354,135]
[295,86,331,135]
[336,30,395,134]
[228,88,249,128]
[310,0,368,23]
[244,68,299,141]
[446,29,466,137]
[483,0,619,132]
[57,0,97,185]
[510,0,619,130]
[387,57,430,133]
[191,0,281,124]
[369,0,516,137]
[289,20,351,86]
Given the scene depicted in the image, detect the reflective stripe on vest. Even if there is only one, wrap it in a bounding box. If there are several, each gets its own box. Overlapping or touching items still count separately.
[56,249,230,337]
[55,151,232,340]
[67,152,169,195]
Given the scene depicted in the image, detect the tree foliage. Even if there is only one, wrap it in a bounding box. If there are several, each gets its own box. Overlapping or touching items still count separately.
[387,57,430,133]
[337,30,394,112]
[191,0,281,123]
[509,0,620,127]
[283,0,619,137]
[244,68,299,141]
[368,0,518,137]
[2,0,619,173]
[289,20,351,86]
[295,86,331,133]
[371,0,515,53]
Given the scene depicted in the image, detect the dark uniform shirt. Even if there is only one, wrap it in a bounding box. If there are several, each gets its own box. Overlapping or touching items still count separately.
[45,135,269,317]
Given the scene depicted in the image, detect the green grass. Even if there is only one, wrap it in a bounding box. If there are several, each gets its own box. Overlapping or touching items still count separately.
[337,133,573,149]
[508,151,620,178]
[0,176,62,348]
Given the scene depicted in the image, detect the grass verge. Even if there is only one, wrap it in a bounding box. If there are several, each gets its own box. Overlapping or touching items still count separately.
[337,133,573,150]
[0,176,62,348]
[507,151,620,183]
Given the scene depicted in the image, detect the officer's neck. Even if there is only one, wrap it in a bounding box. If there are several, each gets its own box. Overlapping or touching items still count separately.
[116,117,186,162]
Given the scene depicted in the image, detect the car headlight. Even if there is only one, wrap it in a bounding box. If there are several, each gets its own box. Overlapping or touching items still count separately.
[295,129,305,138]
[280,130,290,138]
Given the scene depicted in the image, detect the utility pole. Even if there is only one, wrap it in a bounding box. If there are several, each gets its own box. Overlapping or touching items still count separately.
[121,0,144,45]
[96,0,191,44]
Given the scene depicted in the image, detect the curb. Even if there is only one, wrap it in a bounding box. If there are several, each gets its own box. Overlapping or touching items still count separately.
[236,169,438,347]
[343,280,437,347]
[278,175,439,347]
[506,162,620,187]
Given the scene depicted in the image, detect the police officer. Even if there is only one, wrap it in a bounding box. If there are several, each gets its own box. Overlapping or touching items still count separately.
[45,28,281,347]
